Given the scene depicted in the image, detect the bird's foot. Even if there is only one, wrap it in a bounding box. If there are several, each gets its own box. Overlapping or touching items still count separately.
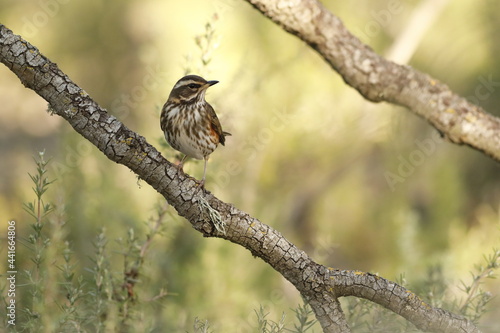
[174,162,184,176]
[197,178,206,188]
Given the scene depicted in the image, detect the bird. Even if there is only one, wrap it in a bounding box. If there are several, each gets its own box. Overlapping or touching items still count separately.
[160,74,231,186]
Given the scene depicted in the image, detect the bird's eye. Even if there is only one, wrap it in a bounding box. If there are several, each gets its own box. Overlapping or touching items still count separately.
[188,83,199,89]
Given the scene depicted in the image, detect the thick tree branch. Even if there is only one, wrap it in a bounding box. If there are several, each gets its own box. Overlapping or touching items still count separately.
[0,24,479,333]
[244,0,500,161]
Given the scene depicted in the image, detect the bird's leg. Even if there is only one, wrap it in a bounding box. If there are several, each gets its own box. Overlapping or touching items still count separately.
[199,156,209,187]
[177,155,188,174]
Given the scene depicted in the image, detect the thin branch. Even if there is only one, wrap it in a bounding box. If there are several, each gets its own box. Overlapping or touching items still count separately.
[244,0,500,162]
[0,23,479,333]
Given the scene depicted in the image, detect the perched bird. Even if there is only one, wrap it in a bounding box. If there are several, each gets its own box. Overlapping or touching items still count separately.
[160,75,231,186]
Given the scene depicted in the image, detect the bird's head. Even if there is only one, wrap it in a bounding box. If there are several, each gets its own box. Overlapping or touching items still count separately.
[168,75,218,104]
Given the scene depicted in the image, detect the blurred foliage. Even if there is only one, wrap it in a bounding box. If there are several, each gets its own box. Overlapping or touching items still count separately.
[1,0,500,332]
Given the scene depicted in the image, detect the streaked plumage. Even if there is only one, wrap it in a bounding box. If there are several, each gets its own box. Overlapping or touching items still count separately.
[160,75,230,185]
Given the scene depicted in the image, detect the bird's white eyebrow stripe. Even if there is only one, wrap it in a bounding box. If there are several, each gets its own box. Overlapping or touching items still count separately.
[173,80,202,89]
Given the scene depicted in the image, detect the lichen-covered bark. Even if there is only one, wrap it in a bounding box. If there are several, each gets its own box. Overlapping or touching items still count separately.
[0,24,480,333]
[245,0,500,161]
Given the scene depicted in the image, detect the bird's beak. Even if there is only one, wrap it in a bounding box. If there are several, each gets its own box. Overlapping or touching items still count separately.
[207,80,219,86]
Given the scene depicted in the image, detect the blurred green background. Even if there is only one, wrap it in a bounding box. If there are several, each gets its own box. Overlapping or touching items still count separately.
[1,0,500,331]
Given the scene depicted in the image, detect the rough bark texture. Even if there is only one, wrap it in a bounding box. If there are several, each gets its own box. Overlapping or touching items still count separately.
[0,20,481,333]
[245,0,500,162]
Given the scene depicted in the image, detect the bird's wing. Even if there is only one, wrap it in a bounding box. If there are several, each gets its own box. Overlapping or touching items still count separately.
[207,104,230,146]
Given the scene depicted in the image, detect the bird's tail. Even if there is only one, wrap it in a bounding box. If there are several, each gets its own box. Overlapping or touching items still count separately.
[220,131,231,146]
